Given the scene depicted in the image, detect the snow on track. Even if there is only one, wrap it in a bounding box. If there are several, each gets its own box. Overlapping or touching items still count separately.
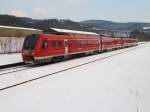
[0,42,150,112]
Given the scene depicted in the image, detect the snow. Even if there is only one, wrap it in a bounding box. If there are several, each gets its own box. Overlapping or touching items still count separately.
[143,27,150,30]
[0,53,23,65]
[0,42,150,112]
[0,25,41,31]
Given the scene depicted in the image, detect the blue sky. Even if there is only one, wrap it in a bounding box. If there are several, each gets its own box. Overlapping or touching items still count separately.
[0,0,150,22]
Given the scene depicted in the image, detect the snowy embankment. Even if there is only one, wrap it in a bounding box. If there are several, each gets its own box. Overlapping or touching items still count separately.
[0,42,150,112]
[0,53,22,66]
[0,37,24,54]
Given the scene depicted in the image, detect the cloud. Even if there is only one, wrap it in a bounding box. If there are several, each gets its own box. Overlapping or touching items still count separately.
[32,8,47,15]
[31,8,48,19]
[9,10,28,17]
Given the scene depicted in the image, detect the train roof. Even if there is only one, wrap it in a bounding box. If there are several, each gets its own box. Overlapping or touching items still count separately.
[102,37,120,40]
[43,28,99,36]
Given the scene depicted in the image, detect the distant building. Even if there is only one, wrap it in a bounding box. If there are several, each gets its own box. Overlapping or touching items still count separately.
[91,27,130,37]
[143,27,150,33]
[0,25,41,37]
[0,25,42,53]
[113,31,130,37]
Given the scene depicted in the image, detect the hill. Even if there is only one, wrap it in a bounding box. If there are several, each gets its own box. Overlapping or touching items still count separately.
[1,15,150,32]
[80,20,150,31]
[0,15,150,41]
[0,15,89,31]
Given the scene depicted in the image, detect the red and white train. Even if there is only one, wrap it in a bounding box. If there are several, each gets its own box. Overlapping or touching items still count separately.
[22,28,138,64]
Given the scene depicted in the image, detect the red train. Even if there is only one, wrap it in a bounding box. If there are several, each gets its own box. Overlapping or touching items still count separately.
[22,28,138,64]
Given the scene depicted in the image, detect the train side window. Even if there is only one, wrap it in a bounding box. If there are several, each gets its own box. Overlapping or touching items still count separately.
[52,41,57,48]
[58,41,62,48]
[78,41,81,47]
[72,40,76,47]
[42,40,48,49]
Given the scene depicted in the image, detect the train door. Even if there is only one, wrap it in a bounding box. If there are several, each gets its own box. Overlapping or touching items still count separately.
[64,39,68,55]
[100,37,102,52]
[121,38,124,48]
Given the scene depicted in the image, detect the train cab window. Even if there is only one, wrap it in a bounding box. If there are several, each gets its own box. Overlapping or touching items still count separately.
[58,41,62,48]
[23,34,39,50]
[42,40,48,49]
[52,41,57,48]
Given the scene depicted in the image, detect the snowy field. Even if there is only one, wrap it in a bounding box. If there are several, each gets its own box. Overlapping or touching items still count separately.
[0,42,150,112]
[0,53,22,65]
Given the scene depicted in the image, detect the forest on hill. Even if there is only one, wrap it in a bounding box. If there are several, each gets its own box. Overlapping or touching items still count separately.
[0,15,150,41]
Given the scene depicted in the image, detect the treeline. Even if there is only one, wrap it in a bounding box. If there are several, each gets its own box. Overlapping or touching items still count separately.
[0,15,90,31]
[0,15,26,27]
[0,15,150,41]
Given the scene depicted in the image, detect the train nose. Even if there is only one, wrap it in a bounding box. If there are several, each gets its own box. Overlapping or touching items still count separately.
[22,50,35,63]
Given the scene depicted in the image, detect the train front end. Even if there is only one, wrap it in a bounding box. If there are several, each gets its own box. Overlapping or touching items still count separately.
[22,34,39,64]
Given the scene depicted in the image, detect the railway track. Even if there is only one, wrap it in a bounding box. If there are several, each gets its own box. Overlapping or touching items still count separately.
[0,62,24,70]
[0,45,142,92]
[0,63,38,76]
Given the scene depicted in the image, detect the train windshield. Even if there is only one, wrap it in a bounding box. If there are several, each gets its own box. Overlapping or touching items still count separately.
[23,34,39,50]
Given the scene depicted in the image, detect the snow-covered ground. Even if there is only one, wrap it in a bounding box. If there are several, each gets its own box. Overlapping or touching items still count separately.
[0,42,150,112]
[0,53,23,65]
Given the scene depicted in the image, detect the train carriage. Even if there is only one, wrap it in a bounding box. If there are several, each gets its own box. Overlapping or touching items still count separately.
[22,28,138,64]
[101,36,122,51]
[122,38,138,47]
[22,28,101,63]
